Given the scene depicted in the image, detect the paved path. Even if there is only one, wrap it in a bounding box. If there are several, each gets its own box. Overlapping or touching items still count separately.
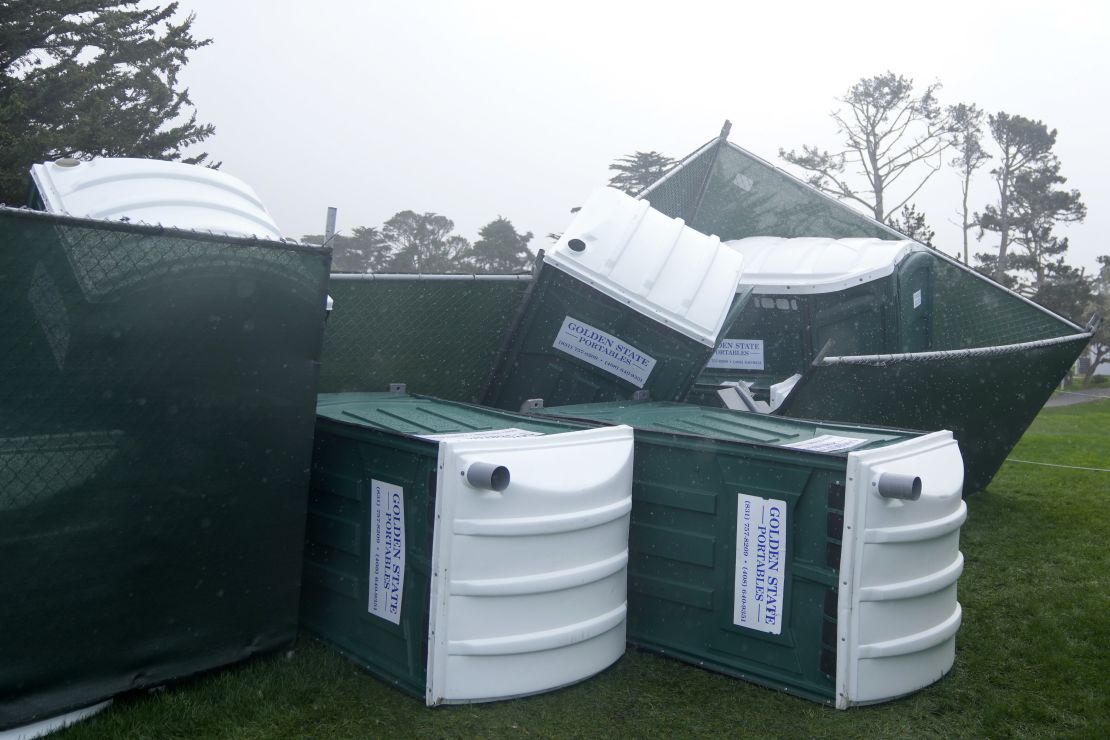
[1044,386,1110,408]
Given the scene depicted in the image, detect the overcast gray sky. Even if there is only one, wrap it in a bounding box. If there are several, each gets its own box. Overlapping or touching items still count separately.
[177,0,1108,272]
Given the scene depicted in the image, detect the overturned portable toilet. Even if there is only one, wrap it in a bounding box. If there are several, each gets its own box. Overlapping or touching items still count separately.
[481,187,745,412]
[301,391,634,705]
[687,236,1091,492]
[540,400,967,708]
[692,237,926,399]
[0,160,331,732]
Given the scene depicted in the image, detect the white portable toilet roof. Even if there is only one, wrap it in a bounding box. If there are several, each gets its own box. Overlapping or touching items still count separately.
[545,187,745,347]
[29,157,283,241]
[725,237,921,294]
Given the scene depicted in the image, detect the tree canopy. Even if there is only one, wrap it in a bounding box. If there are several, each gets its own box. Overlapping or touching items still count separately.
[888,203,935,247]
[379,211,471,273]
[470,217,533,273]
[976,113,1085,285]
[0,1,215,204]
[306,213,535,275]
[1083,256,1110,382]
[947,103,990,263]
[780,75,1090,298]
[1029,262,1092,325]
[780,72,949,225]
[607,151,675,195]
[303,226,390,273]
[547,149,677,242]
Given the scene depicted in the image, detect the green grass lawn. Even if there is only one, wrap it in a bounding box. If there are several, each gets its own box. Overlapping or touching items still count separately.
[61,402,1110,739]
[1071,375,1110,390]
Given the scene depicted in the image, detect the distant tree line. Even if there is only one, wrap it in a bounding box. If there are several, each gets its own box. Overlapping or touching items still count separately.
[303,213,535,274]
[778,72,1096,310]
[316,153,680,275]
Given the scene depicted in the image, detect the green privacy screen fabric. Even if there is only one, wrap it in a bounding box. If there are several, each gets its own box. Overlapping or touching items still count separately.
[640,138,896,241]
[0,208,330,729]
[775,334,1090,493]
[317,274,531,401]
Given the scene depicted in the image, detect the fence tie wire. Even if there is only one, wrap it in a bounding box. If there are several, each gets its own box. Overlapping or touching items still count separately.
[1004,458,1110,473]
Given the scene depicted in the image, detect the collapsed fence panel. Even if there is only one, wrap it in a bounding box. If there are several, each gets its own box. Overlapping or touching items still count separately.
[927,257,1082,349]
[689,237,1090,492]
[0,208,330,730]
[641,139,896,241]
[775,334,1090,493]
[318,274,530,401]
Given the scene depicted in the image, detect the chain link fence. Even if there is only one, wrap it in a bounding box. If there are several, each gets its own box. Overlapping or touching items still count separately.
[779,333,1090,492]
[930,257,1078,349]
[1,209,330,509]
[641,140,895,241]
[637,138,717,222]
[319,274,531,401]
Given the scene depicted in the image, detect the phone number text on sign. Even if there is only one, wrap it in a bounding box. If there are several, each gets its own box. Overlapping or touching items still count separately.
[734,493,787,634]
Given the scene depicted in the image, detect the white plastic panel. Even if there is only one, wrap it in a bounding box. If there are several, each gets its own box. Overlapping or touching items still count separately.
[29,158,282,240]
[725,237,920,294]
[545,188,744,346]
[426,425,634,705]
[837,431,966,708]
[768,373,801,412]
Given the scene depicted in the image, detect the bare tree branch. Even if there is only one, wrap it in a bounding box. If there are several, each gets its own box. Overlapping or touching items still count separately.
[780,72,948,223]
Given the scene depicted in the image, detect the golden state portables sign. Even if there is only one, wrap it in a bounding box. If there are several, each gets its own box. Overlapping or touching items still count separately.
[552,316,657,389]
[369,479,405,625]
[734,493,786,634]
